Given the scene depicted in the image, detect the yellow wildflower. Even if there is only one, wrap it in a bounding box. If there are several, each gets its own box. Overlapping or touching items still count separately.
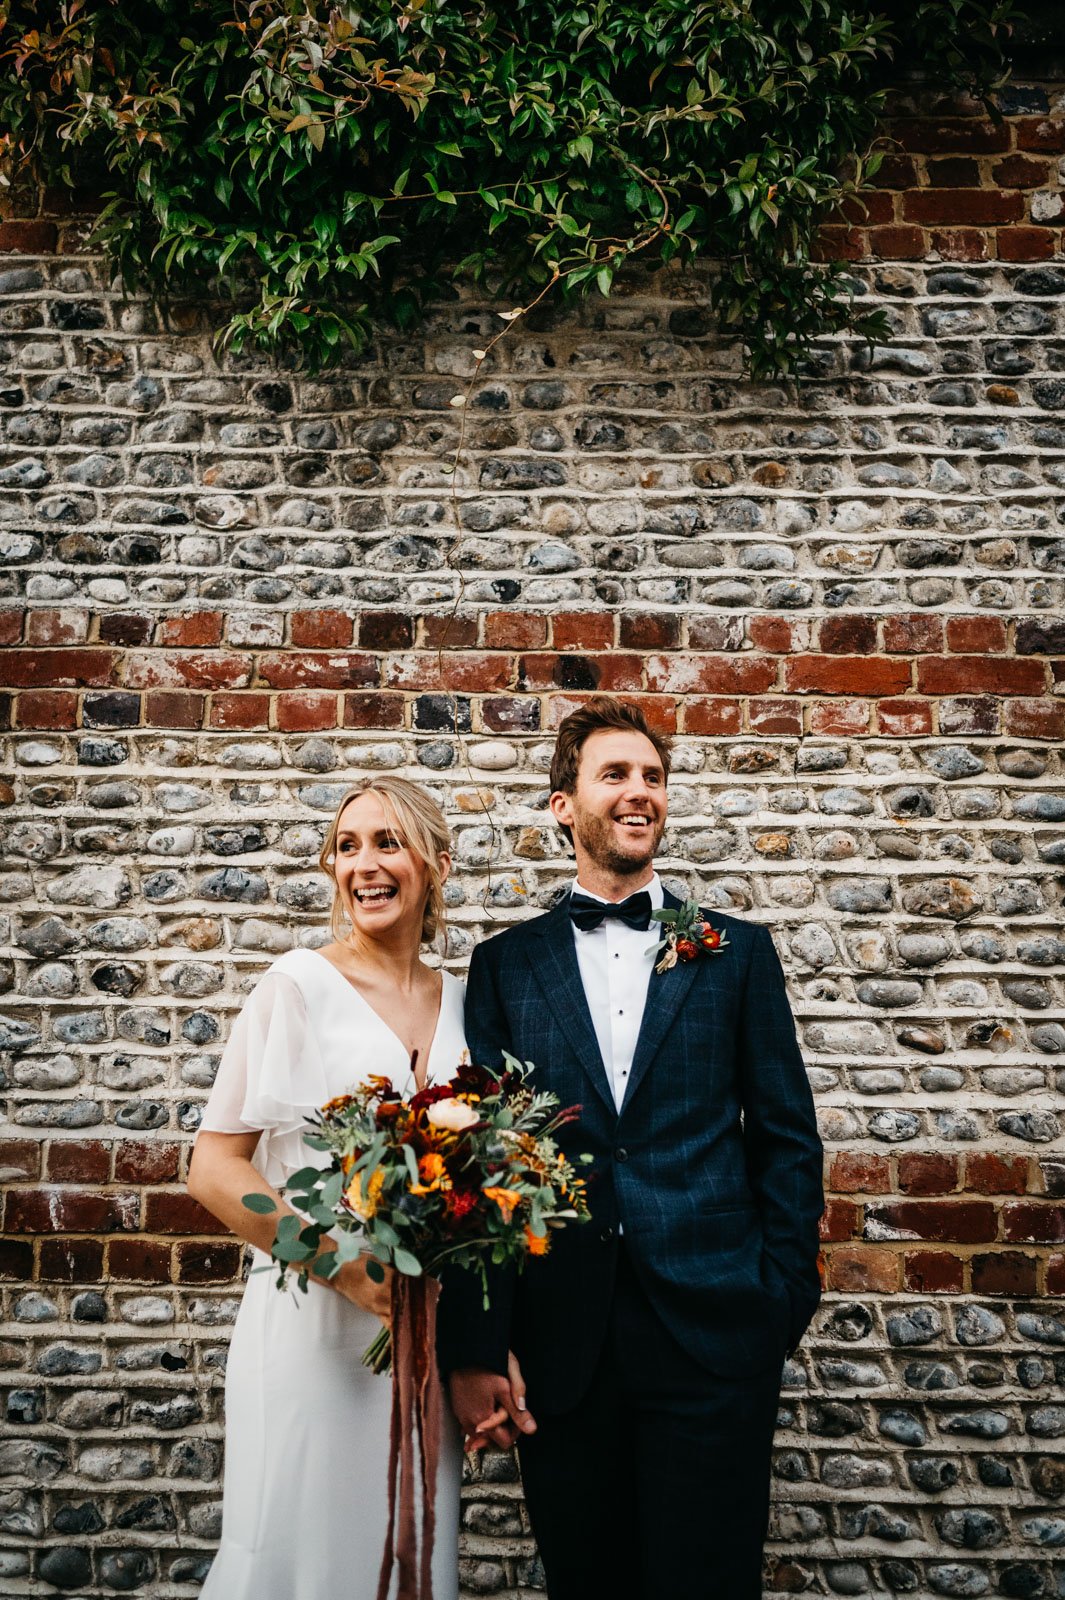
[343,1166,385,1219]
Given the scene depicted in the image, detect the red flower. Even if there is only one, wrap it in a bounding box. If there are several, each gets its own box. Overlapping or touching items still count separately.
[410,1083,460,1113]
[452,1059,497,1096]
[652,898,729,976]
[444,1189,479,1225]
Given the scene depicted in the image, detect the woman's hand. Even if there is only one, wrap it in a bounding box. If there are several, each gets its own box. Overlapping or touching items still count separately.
[333,1256,393,1324]
[458,1349,536,1451]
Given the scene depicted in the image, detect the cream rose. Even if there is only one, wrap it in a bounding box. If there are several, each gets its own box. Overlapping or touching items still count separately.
[425,1097,480,1132]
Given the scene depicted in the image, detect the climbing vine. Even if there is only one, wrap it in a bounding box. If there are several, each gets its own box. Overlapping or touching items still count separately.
[1,0,1017,375]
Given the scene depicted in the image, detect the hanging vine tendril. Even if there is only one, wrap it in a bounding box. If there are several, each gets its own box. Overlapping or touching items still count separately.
[0,0,1016,378]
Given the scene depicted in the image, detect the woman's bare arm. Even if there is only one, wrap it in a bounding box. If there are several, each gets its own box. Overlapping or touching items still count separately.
[187,1129,390,1319]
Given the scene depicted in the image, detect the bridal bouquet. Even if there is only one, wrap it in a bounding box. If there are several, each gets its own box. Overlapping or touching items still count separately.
[246,1051,590,1370]
[244,1054,589,1600]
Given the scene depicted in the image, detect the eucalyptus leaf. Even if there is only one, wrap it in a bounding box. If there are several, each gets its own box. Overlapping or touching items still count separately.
[336,1232,365,1264]
[285,1165,324,1191]
[274,1237,315,1264]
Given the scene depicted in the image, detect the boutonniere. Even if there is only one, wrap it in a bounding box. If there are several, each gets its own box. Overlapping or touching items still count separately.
[648,899,729,975]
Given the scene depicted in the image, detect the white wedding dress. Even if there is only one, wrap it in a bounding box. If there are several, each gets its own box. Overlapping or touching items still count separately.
[196,948,464,1600]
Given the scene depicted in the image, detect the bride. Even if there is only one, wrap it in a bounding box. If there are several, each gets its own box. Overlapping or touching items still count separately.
[188,776,463,1599]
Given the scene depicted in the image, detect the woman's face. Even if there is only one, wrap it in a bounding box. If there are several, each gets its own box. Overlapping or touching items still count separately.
[332,791,446,945]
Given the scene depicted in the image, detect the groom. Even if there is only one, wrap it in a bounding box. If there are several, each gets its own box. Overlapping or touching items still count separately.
[438,696,824,1599]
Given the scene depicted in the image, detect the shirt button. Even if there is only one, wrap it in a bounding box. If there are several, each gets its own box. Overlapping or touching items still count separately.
[600,1225,615,1244]
[616,1147,629,1163]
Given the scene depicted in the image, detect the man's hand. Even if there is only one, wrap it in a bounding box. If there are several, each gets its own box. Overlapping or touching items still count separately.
[449,1352,537,1451]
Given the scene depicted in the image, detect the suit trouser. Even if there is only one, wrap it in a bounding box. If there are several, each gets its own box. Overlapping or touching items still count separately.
[516,1245,783,1600]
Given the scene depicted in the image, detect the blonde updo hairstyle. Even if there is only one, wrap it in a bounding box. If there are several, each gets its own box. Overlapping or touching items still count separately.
[318,776,450,947]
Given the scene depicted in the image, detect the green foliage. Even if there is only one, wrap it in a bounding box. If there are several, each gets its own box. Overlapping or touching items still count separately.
[0,0,1016,375]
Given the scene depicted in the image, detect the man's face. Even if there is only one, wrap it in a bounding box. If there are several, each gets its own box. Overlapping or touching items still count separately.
[551,728,668,876]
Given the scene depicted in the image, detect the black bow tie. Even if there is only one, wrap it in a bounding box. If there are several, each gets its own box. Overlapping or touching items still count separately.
[568,889,653,933]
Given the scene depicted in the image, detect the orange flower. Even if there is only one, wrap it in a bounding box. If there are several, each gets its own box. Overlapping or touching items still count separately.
[484,1185,521,1216]
[524,1226,549,1256]
[411,1152,451,1195]
[322,1093,356,1116]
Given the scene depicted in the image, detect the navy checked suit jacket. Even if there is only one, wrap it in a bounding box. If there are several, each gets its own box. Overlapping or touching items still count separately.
[436,891,825,1415]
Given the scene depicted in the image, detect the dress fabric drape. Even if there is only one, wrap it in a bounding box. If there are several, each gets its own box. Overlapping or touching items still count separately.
[196,949,464,1600]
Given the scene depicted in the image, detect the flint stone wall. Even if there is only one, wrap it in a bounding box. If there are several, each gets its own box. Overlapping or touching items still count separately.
[1,79,1065,1600]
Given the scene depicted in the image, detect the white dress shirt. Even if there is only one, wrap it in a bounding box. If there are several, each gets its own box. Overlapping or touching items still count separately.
[570,873,664,1113]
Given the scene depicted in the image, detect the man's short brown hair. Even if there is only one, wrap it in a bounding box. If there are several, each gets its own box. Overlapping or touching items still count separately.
[549,697,672,843]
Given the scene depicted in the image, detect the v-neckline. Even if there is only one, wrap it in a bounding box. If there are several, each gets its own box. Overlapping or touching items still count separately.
[309,951,446,1092]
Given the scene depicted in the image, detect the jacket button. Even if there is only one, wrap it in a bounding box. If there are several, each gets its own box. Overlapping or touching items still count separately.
[600,1226,615,1243]
[615,1147,629,1162]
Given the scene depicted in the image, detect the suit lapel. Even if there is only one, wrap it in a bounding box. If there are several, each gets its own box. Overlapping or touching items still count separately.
[620,889,701,1113]
[527,900,616,1117]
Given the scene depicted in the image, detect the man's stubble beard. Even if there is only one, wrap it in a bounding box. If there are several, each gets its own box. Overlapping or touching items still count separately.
[570,806,666,877]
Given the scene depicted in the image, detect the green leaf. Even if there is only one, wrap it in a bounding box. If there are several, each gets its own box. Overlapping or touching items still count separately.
[274,1236,315,1264]
[336,1232,364,1264]
[314,1250,339,1278]
[242,1193,277,1214]
[285,1166,324,1192]
[393,1247,423,1277]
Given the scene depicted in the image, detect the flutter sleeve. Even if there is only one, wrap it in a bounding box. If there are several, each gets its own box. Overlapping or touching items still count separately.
[197,966,330,1180]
